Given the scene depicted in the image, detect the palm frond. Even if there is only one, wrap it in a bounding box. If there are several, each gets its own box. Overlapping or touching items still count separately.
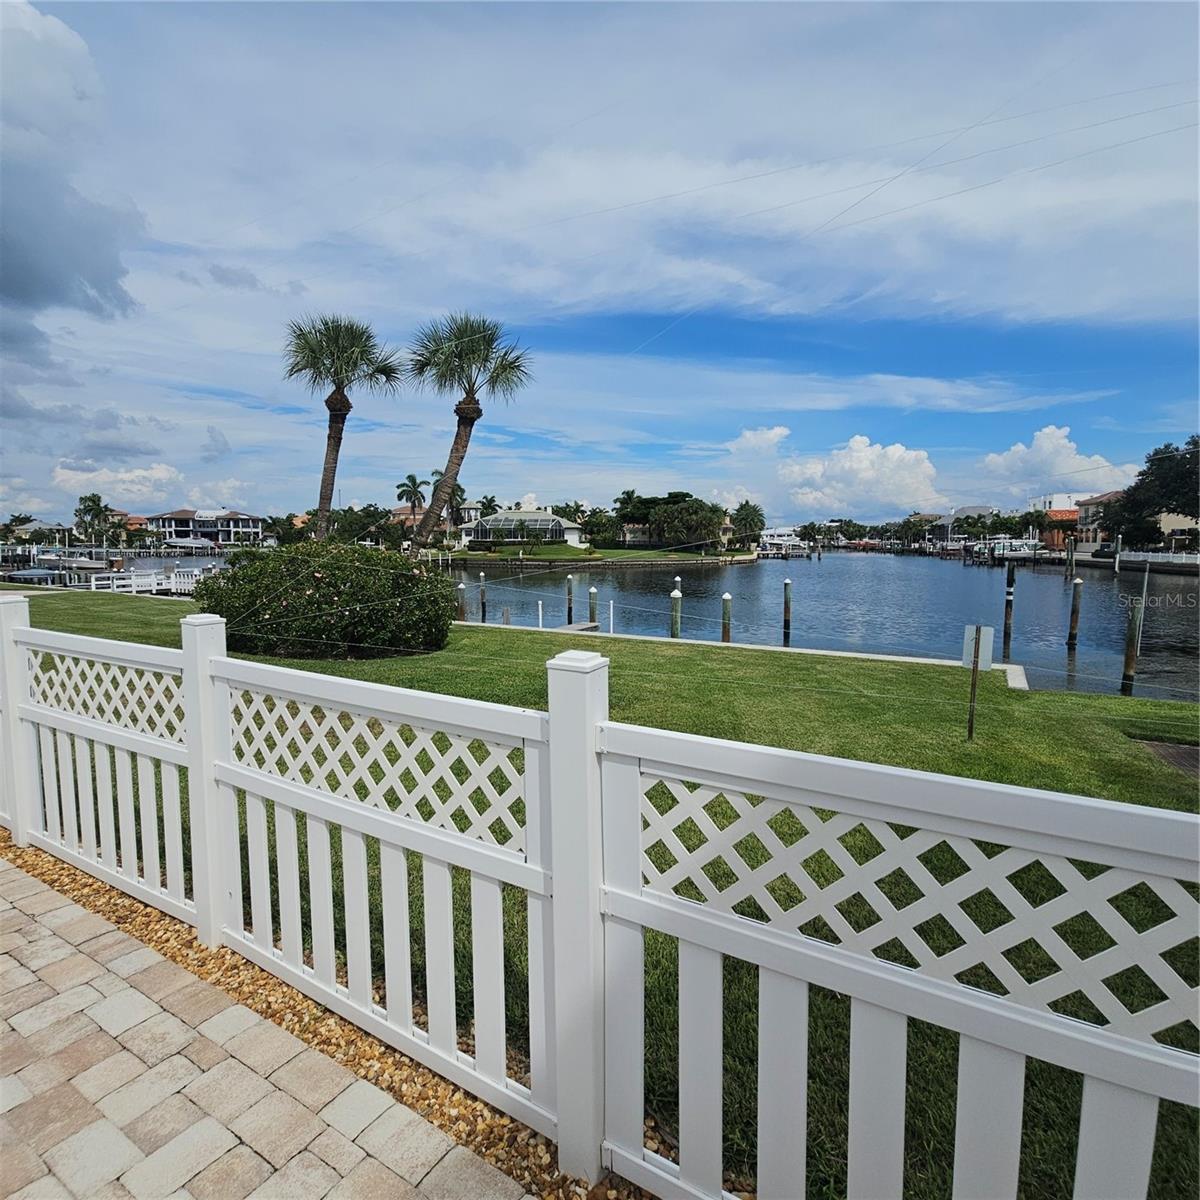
[283,314,402,394]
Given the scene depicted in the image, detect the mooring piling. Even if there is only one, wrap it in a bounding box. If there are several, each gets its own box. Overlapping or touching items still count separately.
[966,624,983,741]
[1114,533,1122,574]
[1137,562,1150,653]
[721,593,732,643]
[502,606,510,626]
[609,599,614,634]
[566,574,574,624]
[1066,577,1082,649]
[1002,563,1015,660]
[783,578,792,647]
[588,586,598,624]
[457,582,466,622]
[537,599,543,629]
[670,588,682,638]
[479,572,487,623]
[1121,597,1144,695]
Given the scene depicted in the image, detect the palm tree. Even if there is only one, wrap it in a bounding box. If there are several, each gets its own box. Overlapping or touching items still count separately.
[396,473,429,531]
[407,313,531,544]
[479,495,500,518]
[284,314,402,539]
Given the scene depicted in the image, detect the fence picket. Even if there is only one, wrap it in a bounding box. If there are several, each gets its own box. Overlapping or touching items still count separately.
[523,739,555,1113]
[161,764,185,901]
[342,828,372,1008]
[380,841,413,1031]
[757,969,808,1199]
[470,872,506,1082]
[114,748,137,877]
[678,940,724,1197]
[55,730,78,851]
[952,1038,1024,1199]
[74,736,97,861]
[1073,1077,1159,1200]
[274,804,303,966]
[423,856,458,1055]
[306,815,336,985]
[38,725,60,840]
[95,744,116,869]
[847,999,907,1199]
[245,792,272,951]
[136,755,160,890]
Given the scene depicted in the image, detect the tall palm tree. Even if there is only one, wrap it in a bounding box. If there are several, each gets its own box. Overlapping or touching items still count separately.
[396,473,429,531]
[407,313,531,544]
[284,314,402,539]
[479,495,500,518]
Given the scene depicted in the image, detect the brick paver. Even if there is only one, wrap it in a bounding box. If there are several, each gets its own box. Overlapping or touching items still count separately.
[0,863,521,1200]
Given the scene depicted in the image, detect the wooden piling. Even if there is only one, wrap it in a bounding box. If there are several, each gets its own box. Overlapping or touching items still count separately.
[1002,563,1015,660]
[1066,577,1082,649]
[670,589,682,638]
[1113,533,1122,574]
[1137,562,1150,654]
[1121,598,1144,695]
[502,606,510,626]
[456,583,466,622]
[609,599,614,634]
[783,578,792,647]
[721,593,732,643]
[966,624,982,741]
[537,599,543,629]
[588,586,598,624]
[479,573,487,623]
[566,574,574,624]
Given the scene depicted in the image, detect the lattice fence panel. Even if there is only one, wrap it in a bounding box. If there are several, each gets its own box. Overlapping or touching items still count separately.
[640,775,1199,1048]
[27,651,185,743]
[230,688,526,850]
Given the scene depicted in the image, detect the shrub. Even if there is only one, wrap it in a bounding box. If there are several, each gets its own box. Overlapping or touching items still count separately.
[192,543,456,658]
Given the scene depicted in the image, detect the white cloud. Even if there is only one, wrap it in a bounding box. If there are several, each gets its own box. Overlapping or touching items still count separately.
[187,478,254,509]
[780,435,946,518]
[981,424,1137,498]
[50,461,182,505]
[726,426,791,453]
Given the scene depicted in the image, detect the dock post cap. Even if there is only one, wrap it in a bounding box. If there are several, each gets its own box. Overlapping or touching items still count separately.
[784,577,792,584]
[1073,577,1083,584]
[670,589,682,599]
[722,592,732,600]
[589,585,597,593]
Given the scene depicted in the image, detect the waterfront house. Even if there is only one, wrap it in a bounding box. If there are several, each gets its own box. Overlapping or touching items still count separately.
[147,508,266,544]
[1077,490,1123,544]
[459,508,587,547]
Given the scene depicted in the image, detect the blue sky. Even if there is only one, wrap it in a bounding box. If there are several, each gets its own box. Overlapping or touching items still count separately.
[2,1,1196,523]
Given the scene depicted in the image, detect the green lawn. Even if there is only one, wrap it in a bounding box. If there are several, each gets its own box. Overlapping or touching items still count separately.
[449,544,718,562]
[12,588,1199,1196]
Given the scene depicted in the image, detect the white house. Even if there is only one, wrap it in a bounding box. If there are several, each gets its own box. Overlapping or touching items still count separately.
[147,508,266,545]
[459,509,587,547]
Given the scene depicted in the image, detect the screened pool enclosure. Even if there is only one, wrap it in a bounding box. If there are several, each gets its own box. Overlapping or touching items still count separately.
[461,510,585,545]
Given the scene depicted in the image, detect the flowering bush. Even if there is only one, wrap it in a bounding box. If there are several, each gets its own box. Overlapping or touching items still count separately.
[192,543,456,659]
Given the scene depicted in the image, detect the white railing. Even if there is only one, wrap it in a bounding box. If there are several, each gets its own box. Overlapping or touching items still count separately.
[87,569,201,595]
[1120,551,1199,564]
[0,594,1195,1200]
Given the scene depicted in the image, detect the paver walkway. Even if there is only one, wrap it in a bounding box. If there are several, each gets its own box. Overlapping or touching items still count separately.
[0,861,528,1200]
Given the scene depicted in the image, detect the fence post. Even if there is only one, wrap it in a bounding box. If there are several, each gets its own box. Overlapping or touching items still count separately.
[0,596,38,845]
[181,614,232,948]
[546,649,609,1182]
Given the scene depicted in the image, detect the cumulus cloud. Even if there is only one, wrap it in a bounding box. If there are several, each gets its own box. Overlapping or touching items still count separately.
[0,2,143,325]
[726,426,791,453]
[780,435,945,518]
[981,425,1138,499]
[200,425,232,462]
[50,460,182,504]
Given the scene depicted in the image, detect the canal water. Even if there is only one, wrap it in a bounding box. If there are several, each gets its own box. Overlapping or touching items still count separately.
[459,554,1199,701]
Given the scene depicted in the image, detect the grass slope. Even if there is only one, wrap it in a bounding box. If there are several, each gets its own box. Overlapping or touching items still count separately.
[12,588,1200,1196]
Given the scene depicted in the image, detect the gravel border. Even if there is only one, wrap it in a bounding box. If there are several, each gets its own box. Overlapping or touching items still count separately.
[0,831,652,1200]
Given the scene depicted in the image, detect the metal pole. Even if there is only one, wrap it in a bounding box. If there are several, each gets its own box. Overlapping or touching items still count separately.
[1121,598,1144,695]
[967,624,982,741]
[1002,563,1015,661]
[456,582,466,621]
[588,586,598,624]
[669,588,682,638]
[782,578,792,647]
[1066,577,1082,649]
[721,593,732,643]
[1137,562,1150,653]
[479,572,487,623]
[566,574,574,624]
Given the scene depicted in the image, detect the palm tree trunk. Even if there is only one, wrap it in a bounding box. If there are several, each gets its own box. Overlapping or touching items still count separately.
[314,387,351,539]
[414,398,480,545]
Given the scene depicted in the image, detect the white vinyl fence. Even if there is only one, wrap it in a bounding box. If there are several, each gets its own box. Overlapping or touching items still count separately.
[0,594,1195,1200]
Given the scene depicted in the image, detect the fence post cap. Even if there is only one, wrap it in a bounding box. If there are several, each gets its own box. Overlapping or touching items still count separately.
[181,613,225,627]
[0,594,30,608]
[546,649,608,674]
